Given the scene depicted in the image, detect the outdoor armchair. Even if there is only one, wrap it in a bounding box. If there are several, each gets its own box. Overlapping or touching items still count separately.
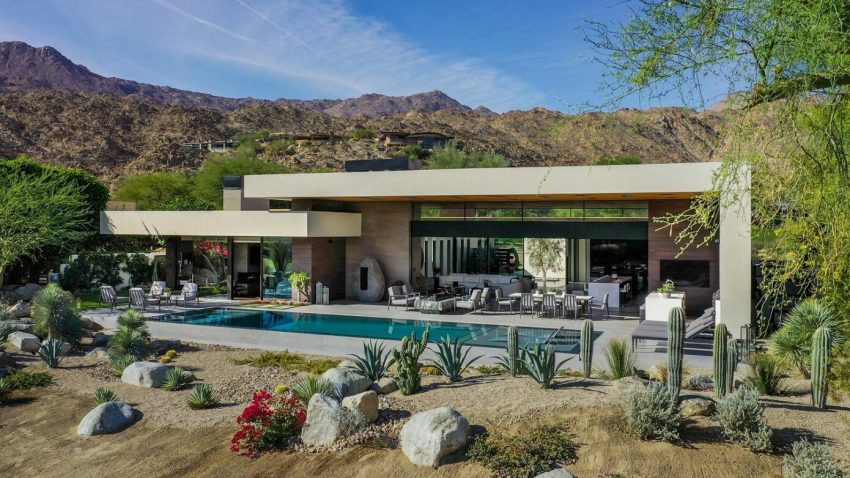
[129,287,161,312]
[173,283,199,307]
[455,289,482,313]
[99,285,128,310]
[387,286,416,310]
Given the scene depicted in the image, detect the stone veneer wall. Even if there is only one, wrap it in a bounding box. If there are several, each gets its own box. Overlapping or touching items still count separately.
[647,199,719,315]
[345,202,412,300]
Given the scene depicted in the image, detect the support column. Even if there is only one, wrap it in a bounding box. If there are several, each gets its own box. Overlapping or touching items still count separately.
[227,237,234,300]
[164,237,180,289]
[718,166,752,338]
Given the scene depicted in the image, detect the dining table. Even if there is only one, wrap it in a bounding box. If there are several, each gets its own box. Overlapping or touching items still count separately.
[508,292,594,314]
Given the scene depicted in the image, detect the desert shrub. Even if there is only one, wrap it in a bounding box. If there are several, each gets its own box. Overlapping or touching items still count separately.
[522,344,570,388]
[716,387,773,452]
[291,374,337,404]
[623,382,681,441]
[398,144,431,160]
[595,154,643,165]
[232,350,338,374]
[116,310,150,340]
[31,284,82,344]
[162,367,193,391]
[38,339,65,368]
[0,322,15,343]
[427,142,508,169]
[5,370,52,389]
[419,364,442,376]
[337,405,369,437]
[108,326,149,363]
[557,368,585,378]
[476,364,505,375]
[187,384,219,410]
[427,335,482,382]
[350,128,374,140]
[350,340,394,381]
[744,353,789,396]
[782,438,848,478]
[467,426,578,478]
[601,339,636,380]
[93,387,118,405]
[108,354,137,376]
[0,377,10,401]
[647,361,692,382]
[231,389,306,457]
[769,300,845,376]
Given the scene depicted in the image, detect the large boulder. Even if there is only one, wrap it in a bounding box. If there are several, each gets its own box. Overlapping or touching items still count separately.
[301,394,344,447]
[684,374,714,391]
[79,316,103,331]
[342,390,379,423]
[85,347,108,360]
[535,469,576,478]
[121,361,169,388]
[370,377,398,395]
[41,339,72,356]
[400,407,469,467]
[14,283,42,301]
[681,397,716,418]
[77,402,135,436]
[356,256,386,302]
[8,331,40,354]
[322,367,372,397]
[9,301,29,318]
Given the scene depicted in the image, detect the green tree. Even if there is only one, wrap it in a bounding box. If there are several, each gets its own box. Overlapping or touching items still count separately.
[115,172,201,210]
[192,154,290,208]
[595,154,642,166]
[351,128,374,140]
[0,165,92,287]
[426,143,508,169]
[526,239,564,291]
[398,144,431,161]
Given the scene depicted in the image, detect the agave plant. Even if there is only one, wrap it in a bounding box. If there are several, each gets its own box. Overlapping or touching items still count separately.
[38,339,65,368]
[427,335,483,383]
[350,340,394,381]
[768,300,845,376]
[495,347,528,375]
[116,310,151,340]
[107,326,149,363]
[291,374,337,404]
[187,384,219,409]
[162,367,194,391]
[602,339,636,380]
[93,387,118,405]
[522,344,571,388]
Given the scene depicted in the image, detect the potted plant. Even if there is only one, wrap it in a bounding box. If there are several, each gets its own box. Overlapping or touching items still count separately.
[657,279,675,298]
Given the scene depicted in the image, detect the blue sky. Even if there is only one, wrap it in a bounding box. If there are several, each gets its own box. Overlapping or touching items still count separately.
[0,0,732,112]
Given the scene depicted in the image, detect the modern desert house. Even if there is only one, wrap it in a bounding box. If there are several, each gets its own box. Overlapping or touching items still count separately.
[100,162,752,335]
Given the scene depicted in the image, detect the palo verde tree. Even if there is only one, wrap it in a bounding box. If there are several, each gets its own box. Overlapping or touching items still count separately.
[526,239,565,292]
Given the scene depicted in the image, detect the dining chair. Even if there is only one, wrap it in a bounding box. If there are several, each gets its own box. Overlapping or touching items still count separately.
[519,293,534,319]
[562,294,579,320]
[494,289,514,313]
[541,293,557,318]
[591,293,610,319]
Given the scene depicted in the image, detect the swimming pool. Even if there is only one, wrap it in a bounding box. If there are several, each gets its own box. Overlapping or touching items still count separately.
[156,308,599,354]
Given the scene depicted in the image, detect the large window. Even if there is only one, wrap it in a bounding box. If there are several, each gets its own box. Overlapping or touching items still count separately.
[414,237,523,277]
[263,237,294,299]
[416,201,647,221]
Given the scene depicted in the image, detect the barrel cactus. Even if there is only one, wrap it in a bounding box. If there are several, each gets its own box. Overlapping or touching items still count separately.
[580,320,594,378]
[391,327,430,395]
[713,323,729,398]
[667,307,685,395]
[811,327,831,409]
[507,326,519,377]
[725,337,738,395]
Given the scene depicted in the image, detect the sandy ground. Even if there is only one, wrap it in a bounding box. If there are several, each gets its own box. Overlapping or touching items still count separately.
[2,342,849,478]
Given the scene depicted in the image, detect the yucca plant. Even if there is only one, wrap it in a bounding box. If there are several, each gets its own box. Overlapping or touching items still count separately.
[108,326,149,363]
[162,367,193,391]
[116,310,151,340]
[107,354,137,376]
[38,339,65,368]
[602,339,636,380]
[522,344,571,388]
[291,374,337,404]
[350,340,394,381]
[744,353,789,396]
[93,387,118,405]
[427,335,483,382]
[768,300,845,377]
[187,384,219,409]
[31,284,82,344]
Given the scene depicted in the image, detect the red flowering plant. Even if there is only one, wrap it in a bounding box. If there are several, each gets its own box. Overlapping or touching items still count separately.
[230,389,307,457]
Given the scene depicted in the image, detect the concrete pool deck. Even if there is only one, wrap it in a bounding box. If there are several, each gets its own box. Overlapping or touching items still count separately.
[83,299,714,370]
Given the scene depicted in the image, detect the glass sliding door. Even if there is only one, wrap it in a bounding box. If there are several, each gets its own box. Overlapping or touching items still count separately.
[262,237,294,299]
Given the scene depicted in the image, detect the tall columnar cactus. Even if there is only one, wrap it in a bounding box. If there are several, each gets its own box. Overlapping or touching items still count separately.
[667,307,685,396]
[713,323,729,398]
[580,320,594,378]
[391,327,430,395]
[507,326,519,377]
[811,326,831,409]
[725,337,738,395]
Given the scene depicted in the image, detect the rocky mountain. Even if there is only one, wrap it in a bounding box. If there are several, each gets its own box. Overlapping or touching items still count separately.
[0,41,478,118]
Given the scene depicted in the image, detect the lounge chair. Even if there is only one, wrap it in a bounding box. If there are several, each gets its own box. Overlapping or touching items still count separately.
[631,308,716,349]
[129,287,160,312]
[387,286,416,310]
[173,283,199,307]
[99,285,128,309]
[147,281,166,299]
[455,289,482,314]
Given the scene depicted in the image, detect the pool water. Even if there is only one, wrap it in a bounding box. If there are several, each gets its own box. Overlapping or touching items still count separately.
[156,308,599,353]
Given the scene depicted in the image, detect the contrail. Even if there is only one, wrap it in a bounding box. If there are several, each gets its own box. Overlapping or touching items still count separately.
[151,0,255,43]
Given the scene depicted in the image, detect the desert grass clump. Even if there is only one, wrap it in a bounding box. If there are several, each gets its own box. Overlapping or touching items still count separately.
[93,387,118,405]
[350,340,394,381]
[601,339,636,380]
[187,384,219,409]
[716,386,773,452]
[522,344,570,388]
[232,350,338,374]
[744,353,789,396]
[475,364,505,375]
[782,439,847,478]
[466,426,578,478]
[291,374,337,404]
[162,367,193,391]
[623,382,681,442]
[427,335,482,383]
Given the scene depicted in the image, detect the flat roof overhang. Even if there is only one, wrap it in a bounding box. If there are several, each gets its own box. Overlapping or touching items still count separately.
[100,210,361,237]
[243,162,720,202]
